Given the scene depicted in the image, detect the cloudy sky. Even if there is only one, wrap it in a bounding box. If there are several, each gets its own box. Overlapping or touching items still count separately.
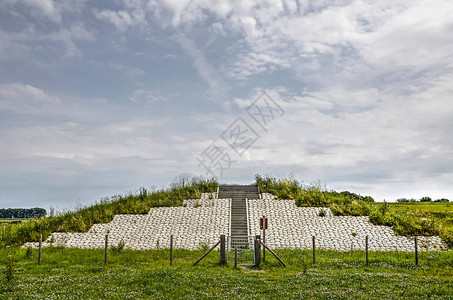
[1,0,453,210]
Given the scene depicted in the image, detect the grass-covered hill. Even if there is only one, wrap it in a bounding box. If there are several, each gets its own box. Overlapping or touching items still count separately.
[1,175,453,298]
[0,178,218,248]
[255,175,453,248]
[1,174,452,248]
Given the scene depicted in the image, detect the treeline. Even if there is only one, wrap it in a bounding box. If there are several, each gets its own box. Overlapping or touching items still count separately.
[396,197,450,203]
[0,208,47,219]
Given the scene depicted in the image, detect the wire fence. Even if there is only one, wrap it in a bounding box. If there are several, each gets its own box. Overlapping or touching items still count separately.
[226,236,255,265]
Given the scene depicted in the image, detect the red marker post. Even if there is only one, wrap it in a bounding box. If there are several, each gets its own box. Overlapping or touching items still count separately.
[260,216,268,262]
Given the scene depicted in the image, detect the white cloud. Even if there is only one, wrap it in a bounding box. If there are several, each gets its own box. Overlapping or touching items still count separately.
[0,0,86,24]
[213,77,453,200]
[95,10,137,32]
[48,23,94,57]
[176,35,229,99]
[0,22,94,61]
[357,0,453,69]
[0,83,60,113]
[109,62,145,80]
[86,0,453,83]
[141,0,453,83]
[2,0,453,208]
[129,89,165,103]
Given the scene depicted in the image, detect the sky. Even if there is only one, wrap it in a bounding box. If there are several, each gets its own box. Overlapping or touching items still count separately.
[1,0,453,211]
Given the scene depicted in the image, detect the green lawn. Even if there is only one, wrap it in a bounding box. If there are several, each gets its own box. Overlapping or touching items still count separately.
[1,247,452,299]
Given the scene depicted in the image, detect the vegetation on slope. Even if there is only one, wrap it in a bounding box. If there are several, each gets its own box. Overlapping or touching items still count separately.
[0,178,218,248]
[255,174,453,248]
[1,174,451,249]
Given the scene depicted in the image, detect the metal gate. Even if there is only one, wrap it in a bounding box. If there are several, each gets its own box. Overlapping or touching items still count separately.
[226,236,255,265]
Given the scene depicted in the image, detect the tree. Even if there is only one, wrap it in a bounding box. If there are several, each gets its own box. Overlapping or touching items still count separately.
[434,198,449,203]
[0,208,47,219]
[420,196,432,202]
[396,198,410,202]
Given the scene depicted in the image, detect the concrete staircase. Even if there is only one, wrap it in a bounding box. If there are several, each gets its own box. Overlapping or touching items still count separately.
[219,185,259,248]
[218,185,260,200]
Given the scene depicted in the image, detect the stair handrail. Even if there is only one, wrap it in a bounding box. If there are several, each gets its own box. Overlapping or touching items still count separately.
[246,198,250,235]
[228,198,232,237]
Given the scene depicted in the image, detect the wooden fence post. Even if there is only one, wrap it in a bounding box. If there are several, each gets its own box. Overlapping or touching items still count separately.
[104,234,108,265]
[415,236,418,266]
[312,236,316,265]
[366,235,369,266]
[259,240,286,267]
[254,235,261,267]
[38,234,42,265]
[220,235,226,265]
[170,235,173,266]
[193,240,221,266]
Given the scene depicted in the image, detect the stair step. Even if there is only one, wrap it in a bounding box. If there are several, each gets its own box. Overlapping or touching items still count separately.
[221,185,259,236]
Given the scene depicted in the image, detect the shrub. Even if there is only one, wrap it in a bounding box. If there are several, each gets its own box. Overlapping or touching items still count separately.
[25,247,32,259]
[2,251,16,292]
[196,240,210,252]
[296,189,329,207]
[339,191,374,202]
[255,174,302,200]
[5,254,14,283]
[110,240,126,253]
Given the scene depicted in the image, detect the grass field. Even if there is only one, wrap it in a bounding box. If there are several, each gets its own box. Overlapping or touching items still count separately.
[1,247,452,299]
[388,202,453,233]
[388,202,453,213]
[0,219,27,224]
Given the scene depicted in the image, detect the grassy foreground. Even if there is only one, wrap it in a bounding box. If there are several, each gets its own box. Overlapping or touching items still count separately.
[1,247,452,299]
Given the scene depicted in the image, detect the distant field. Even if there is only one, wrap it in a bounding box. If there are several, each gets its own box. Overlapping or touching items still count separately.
[388,202,453,213]
[388,202,453,229]
[0,219,27,224]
